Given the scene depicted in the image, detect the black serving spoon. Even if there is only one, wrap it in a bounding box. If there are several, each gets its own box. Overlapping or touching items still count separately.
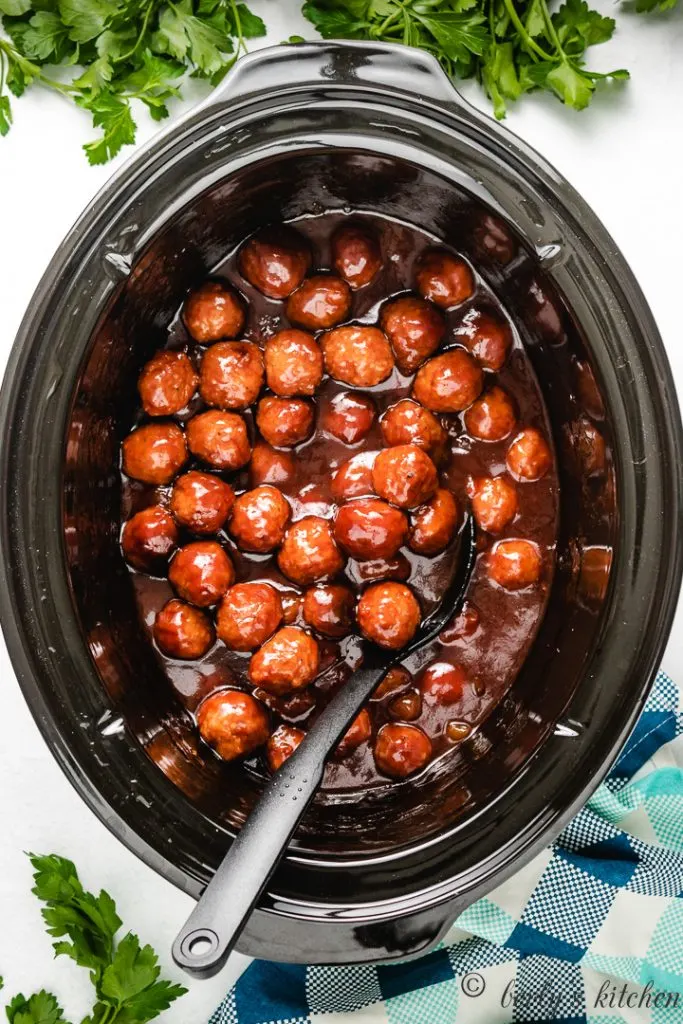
[172,515,476,979]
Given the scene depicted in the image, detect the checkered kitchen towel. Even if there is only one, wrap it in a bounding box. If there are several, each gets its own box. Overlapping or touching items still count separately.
[211,670,683,1024]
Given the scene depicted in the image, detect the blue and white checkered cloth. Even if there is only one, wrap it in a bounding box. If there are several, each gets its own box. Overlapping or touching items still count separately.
[210,670,683,1024]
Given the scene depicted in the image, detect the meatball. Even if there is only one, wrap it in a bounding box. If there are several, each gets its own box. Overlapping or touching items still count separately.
[186,410,251,471]
[138,350,198,417]
[374,723,432,778]
[238,227,311,299]
[183,281,245,344]
[488,539,543,590]
[248,626,320,694]
[249,442,296,489]
[572,418,606,477]
[380,296,445,374]
[217,582,283,651]
[388,689,422,721]
[469,476,518,535]
[286,274,352,330]
[281,590,303,625]
[464,386,517,442]
[380,399,446,455]
[336,708,372,758]
[334,498,408,561]
[332,223,382,289]
[415,249,475,309]
[303,584,355,638]
[168,540,234,607]
[264,329,323,397]
[409,488,459,555]
[321,392,376,445]
[122,422,187,484]
[322,326,394,388]
[170,471,235,535]
[197,689,270,762]
[454,308,512,371]
[413,349,483,413]
[256,396,314,448]
[330,452,376,502]
[278,516,345,586]
[266,724,305,772]
[357,582,421,649]
[228,484,291,552]
[121,506,179,572]
[199,341,265,410]
[350,553,411,585]
[372,445,438,509]
[506,427,552,481]
[153,599,214,659]
[420,661,466,704]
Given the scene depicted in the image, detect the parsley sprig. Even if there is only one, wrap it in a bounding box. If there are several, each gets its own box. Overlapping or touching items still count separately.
[301,0,631,118]
[0,0,265,163]
[1,853,187,1024]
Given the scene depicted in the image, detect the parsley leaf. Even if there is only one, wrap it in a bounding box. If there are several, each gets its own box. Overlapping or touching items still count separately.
[5,991,69,1024]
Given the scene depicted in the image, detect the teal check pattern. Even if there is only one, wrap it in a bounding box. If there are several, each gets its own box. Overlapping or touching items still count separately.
[210,671,683,1024]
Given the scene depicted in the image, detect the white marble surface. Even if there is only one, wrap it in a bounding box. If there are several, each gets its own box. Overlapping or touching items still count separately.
[0,3,682,1020]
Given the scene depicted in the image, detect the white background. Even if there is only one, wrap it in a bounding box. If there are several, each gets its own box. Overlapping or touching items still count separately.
[1,3,682,1021]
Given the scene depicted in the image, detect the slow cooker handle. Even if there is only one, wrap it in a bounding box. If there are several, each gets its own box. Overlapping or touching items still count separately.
[204,40,463,110]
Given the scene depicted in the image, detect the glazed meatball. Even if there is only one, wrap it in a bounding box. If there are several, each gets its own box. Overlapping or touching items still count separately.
[372,445,438,509]
[121,506,179,572]
[506,427,552,481]
[249,442,296,488]
[278,516,345,586]
[455,308,512,371]
[199,341,264,410]
[380,296,445,374]
[170,471,235,535]
[415,249,475,309]
[464,386,517,442]
[286,274,352,330]
[350,553,411,585]
[334,498,408,561]
[138,350,198,416]
[303,584,355,638]
[183,281,245,344]
[321,392,376,445]
[248,626,320,694]
[420,661,466,704]
[264,329,323,397]
[197,689,270,762]
[374,723,432,778]
[256,396,315,449]
[228,485,291,552]
[336,708,372,758]
[217,582,283,651]
[168,540,234,607]
[357,582,421,649]
[321,326,394,388]
[488,539,543,590]
[238,227,311,299]
[572,418,606,477]
[281,590,303,625]
[122,422,187,484]
[266,724,305,772]
[186,410,251,471]
[413,349,483,413]
[332,223,382,290]
[372,665,413,701]
[409,488,459,555]
[330,453,376,502]
[154,599,214,659]
[380,399,446,456]
[469,476,518,534]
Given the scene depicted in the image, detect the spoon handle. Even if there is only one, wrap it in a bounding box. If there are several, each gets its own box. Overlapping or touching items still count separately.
[172,665,386,978]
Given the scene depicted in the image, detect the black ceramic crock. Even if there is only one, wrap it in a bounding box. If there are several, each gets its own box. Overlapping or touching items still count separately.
[1,41,682,965]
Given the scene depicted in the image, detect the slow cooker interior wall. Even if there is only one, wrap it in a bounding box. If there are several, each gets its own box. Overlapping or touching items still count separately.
[64,149,616,857]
